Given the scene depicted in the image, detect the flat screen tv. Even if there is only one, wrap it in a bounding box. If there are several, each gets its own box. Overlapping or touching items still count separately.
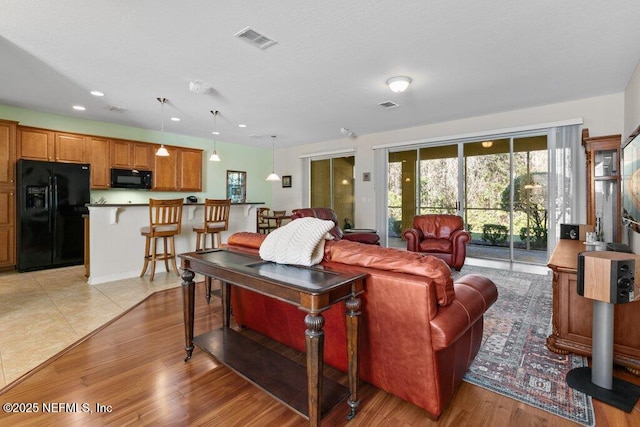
[622,127,640,230]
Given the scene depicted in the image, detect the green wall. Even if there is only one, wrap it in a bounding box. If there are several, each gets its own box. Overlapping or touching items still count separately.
[0,104,273,205]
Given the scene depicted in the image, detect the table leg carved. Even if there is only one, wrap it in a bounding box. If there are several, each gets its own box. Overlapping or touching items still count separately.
[305,313,324,427]
[346,295,361,420]
[181,269,195,361]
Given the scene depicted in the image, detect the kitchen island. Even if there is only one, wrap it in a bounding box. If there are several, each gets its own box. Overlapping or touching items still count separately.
[86,202,263,285]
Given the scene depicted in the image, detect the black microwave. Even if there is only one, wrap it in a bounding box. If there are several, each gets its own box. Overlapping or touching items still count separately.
[110,168,153,190]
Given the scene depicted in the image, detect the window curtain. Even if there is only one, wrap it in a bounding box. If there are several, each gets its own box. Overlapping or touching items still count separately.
[374,147,389,247]
[547,124,584,251]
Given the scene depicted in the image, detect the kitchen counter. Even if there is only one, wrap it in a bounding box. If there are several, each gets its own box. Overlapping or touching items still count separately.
[86,202,264,285]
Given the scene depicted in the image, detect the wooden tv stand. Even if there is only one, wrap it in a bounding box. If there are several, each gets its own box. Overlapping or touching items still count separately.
[546,240,640,374]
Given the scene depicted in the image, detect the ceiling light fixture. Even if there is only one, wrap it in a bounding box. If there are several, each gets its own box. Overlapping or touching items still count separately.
[90,90,104,97]
[170,117,180,122]
[209,110,221,162]
[340,127,355,138]
[155,97,170,157]
[386,76,412,93]
[72,105,86,111]
[265,135,281,181]
[481,141,493,148]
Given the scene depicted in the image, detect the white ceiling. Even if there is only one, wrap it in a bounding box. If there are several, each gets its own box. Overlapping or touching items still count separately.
[1,1,639,149]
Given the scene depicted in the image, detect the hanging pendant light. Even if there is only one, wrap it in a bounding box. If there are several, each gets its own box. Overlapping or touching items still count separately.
[155,97,170,156]
[265,135,281,181]
[208,110,221,162]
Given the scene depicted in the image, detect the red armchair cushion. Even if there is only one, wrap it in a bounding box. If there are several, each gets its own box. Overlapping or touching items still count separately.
[415,215,464,239]
[419,239,453,253]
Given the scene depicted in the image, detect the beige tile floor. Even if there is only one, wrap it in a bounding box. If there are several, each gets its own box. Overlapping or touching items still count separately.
[0,266,188,389]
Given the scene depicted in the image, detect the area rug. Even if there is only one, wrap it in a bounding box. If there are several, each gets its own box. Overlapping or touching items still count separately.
[454,264,595,426]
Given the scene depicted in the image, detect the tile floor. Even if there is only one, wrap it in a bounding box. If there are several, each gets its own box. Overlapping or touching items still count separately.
[0,254,547,390]
[0,266,186,388]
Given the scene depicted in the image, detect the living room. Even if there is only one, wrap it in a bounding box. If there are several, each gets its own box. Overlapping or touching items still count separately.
[2,1,640,425]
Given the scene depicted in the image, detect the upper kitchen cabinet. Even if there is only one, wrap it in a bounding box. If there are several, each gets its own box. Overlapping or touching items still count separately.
[86,136,111,189]
[17,126,55,161]
[153,146,203,191]
[111,140,154,170]
[178,148,203,191]
[0,120,17,186]
[153,145,179,191]
[18,127,88,164]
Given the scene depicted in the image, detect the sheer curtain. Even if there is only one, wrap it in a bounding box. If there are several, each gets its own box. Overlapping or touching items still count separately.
[374,147,389,247]
[547,124,584,252]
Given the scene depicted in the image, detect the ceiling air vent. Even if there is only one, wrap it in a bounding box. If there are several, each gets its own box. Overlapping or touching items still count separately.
[234,26,277,50]
[378,101,399,109]
[106,105,128,113]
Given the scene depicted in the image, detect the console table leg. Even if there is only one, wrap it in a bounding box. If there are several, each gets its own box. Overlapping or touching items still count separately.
[221,281,231,328]
[181,269,195,361]
[346,295,361,420]
[305,313,324,427]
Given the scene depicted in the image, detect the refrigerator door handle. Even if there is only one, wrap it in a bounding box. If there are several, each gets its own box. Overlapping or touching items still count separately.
[48,175,54,234]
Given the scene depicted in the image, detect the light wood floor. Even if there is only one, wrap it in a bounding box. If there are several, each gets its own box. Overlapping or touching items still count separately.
[1,281,639,426]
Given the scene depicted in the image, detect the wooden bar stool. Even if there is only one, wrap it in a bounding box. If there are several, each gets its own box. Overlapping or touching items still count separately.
[193,198,231,251]
[193,198,231,302]
[140,198,183,281]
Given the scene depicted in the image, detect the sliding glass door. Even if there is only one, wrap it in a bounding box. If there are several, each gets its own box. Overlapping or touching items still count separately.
[310,156,355,230]
[388,134,548,264]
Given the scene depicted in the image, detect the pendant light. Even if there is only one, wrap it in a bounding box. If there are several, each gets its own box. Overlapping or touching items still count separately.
[265,135,281,181]
[208,110,221,162]
[155,97,170,156]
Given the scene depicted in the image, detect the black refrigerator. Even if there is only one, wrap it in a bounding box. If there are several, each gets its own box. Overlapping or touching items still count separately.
[17,159,90,272]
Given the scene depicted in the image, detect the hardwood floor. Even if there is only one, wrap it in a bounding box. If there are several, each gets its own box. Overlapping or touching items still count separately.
[1,283,639,426]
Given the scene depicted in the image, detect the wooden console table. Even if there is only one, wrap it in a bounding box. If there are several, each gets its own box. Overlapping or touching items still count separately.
[179,249,367,426]
[547,240,640,373]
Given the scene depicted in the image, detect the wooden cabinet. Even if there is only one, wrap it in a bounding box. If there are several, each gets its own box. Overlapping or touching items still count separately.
[547,240,640,373]
[18,127,89,164]
[153,146,179,191]
[54,132,87,163]
[583,129,621,242]
[17,126,55,161]
[111,140,153,170]
[0,120,17,269]
[154,146,203,191]
[178,148,203,191]
[86,137,111,189]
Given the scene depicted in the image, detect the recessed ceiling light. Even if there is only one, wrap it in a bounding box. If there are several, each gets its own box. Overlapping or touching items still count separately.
[238,124,247,128]
[170,117,180,122]
[212,131,220,135]
[73,105,86,111]
[90,90,104,97]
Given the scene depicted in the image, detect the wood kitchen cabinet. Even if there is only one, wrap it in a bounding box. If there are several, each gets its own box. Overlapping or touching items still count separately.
[111,140,153,170]
[153,145,179,190]
[18,127,89,164]
[153,146,203,191]
[178,148,203,191]
[0,120,17,269]
[86,136,111,189]
[17,126,55,161]
[583,129,621,242]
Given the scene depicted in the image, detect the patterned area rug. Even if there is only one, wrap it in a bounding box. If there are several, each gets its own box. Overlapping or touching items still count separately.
[454,264,595,426]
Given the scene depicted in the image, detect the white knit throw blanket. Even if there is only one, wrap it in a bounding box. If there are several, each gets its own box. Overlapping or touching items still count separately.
[259,217,335,266]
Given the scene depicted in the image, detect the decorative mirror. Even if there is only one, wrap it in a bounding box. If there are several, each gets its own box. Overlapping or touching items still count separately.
[226,170,246,203]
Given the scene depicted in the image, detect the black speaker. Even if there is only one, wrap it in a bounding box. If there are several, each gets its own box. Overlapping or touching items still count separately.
[577,251,639,304]
[561,223,593,240]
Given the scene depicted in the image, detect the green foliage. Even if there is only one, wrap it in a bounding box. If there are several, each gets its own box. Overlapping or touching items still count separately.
[519,226,548,249]
[482,224,508,245]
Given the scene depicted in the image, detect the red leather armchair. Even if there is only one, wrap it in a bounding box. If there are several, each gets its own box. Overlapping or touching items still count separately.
[403,214,471,270]
[291,207,380,245]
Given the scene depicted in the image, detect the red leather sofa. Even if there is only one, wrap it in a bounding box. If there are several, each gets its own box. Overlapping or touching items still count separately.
[403,214,471,271]
[224,232,497,419]
[291,207,380,245]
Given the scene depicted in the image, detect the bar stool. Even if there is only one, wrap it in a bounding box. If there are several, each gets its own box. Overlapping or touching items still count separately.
[193,198,231,250]
[140,198,183,281]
